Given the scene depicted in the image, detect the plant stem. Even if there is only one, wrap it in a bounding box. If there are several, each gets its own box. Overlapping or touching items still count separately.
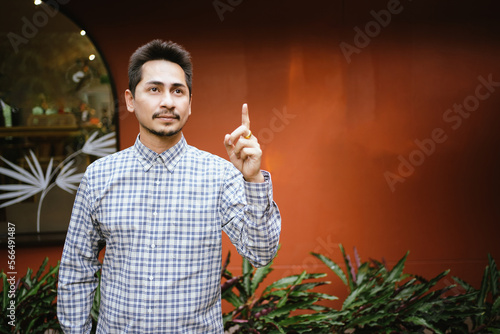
[36,183,56,233]
[37,150,82,233]
[48,150,82,181]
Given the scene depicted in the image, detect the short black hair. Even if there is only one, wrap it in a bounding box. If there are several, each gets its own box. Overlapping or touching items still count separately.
[128,39,192,97]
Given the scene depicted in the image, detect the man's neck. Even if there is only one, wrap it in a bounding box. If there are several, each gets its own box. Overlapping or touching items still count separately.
[139,131,183,153]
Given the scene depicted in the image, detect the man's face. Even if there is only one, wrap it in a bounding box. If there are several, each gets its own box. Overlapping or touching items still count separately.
[126,59,191,140]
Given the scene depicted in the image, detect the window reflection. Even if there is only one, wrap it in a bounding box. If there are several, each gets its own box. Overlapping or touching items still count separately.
[0,0,116,240]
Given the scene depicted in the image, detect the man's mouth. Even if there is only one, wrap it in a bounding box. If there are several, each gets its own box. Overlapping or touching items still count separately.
[152,112,180,120]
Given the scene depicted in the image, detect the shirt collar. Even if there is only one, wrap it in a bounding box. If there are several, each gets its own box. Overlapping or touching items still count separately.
[133,134,187,172]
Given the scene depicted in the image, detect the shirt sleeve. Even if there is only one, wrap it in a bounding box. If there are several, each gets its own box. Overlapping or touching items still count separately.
[220,166,281,267]
[57,173,103,333]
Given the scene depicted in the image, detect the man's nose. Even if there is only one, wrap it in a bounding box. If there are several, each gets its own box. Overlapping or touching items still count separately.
[160,92,174,109]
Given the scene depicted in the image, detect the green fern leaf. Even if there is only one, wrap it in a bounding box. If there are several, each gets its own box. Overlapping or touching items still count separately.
[251,261,274,294]
[311,252,347,286]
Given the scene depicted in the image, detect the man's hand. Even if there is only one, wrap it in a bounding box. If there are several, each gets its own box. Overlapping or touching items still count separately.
[224,104,265,183]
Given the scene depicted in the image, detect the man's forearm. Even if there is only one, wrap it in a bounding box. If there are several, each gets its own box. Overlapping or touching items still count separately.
[224,170,282,267]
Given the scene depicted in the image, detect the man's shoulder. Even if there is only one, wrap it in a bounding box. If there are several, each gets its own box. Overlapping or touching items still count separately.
[85,146,135,173]
[185,145,231,167]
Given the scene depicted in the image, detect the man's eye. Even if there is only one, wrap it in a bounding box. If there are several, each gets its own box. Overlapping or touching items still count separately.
[174,89,182,94]
[150,87,159,92]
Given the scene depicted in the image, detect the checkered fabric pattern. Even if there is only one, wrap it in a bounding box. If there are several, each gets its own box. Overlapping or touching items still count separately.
[57,135,281,333]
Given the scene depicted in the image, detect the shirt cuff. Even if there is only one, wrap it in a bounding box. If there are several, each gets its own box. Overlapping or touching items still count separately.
[244,170,273,207]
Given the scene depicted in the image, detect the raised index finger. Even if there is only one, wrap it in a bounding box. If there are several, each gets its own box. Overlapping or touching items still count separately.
[241,103,250,129]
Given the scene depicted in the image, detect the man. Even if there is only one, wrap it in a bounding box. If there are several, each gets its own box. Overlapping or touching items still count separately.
[57,40,281,333]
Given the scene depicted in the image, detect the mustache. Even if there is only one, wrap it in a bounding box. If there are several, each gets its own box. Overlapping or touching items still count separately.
[152,111,180,120]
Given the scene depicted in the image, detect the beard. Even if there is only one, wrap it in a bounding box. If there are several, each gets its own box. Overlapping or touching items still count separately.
[143,125,183,137]
[137,110,186,137]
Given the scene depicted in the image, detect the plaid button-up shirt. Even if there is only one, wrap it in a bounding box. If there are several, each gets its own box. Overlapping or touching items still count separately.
[57,135,281,333]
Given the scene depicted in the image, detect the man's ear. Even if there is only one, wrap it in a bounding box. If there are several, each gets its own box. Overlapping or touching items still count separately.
[125,89,135,113]
[189,94,192,116]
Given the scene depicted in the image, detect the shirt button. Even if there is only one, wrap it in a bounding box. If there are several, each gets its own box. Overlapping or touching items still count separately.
[151,244,156,249]
[149,275,154,281]
[153,212,157,216]
[148,308,153,313]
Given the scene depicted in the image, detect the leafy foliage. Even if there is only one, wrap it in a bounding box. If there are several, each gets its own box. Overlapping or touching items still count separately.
[0,258,60,333]
[452,254,500,333]
[221,251,338,333]
[90,270,101,334]
[1,248,498,333]
[312,245,488,333]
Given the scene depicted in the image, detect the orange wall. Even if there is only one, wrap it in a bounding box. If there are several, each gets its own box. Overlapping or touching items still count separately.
[3,0,500,305]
